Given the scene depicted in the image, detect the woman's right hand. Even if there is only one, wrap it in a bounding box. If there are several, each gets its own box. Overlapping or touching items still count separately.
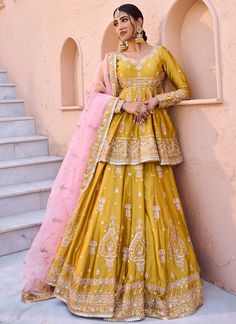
[122,102,142,115]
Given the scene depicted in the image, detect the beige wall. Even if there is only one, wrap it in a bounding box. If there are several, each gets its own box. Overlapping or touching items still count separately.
[0,0,236,293]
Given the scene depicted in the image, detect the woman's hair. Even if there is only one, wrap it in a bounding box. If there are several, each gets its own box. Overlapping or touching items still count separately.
[113,4,147,41]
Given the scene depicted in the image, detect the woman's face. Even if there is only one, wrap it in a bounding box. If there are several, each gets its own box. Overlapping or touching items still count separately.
[113,11,141,42]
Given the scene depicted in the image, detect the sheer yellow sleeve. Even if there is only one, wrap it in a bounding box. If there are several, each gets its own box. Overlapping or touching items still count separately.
[156,46,191,108]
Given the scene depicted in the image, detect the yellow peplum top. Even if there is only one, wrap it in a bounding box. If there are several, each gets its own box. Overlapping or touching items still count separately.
[99,45,190,165]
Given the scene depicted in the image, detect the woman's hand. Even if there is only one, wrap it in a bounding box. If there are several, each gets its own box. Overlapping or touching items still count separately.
[122,100,158,125]
[122,102,147,124]
[122,102,150,124]
[122,101,142,115]
[132,97,160,124]
[144,96,159,113]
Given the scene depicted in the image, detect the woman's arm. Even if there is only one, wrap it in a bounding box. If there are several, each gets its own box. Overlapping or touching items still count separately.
[155,46,191,108]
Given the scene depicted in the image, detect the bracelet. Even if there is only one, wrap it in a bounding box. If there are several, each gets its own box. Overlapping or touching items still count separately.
[114,99,125,113]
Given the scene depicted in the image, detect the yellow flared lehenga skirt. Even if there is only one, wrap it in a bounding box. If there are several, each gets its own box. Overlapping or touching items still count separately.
[46,161,203,321]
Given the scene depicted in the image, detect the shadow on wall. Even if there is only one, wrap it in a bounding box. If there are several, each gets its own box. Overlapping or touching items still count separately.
[171,104,235,293]
[165,1,235,294]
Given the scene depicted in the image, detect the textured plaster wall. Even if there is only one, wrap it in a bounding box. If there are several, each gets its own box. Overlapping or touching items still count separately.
[171,0,236,294]
[0,0,236,293]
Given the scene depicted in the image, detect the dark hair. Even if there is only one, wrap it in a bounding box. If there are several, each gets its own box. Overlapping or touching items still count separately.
[113,4,147,41]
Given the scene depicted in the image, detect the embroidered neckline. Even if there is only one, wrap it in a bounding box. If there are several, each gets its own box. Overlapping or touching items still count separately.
[117,45,159,64]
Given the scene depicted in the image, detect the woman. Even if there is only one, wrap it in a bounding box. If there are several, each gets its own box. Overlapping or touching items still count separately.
[21,4,203,321]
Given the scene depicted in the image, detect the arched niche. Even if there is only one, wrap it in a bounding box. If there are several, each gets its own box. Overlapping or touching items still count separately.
[101,23,119,59]
[60,37,84,110]
[162,0,222,104]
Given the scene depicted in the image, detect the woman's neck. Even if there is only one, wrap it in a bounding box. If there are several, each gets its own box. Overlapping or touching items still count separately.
[124,40,151,53]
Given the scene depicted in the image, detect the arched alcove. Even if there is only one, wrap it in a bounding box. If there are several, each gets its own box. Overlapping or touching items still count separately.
[162,0,222,104]
[60,37,84,110]
[101,23,119,59]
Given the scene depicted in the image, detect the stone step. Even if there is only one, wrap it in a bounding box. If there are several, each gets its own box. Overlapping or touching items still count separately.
[0,70,8,83]
[0,209,45,256]
[0,135,48,161]
[0,156,63,187]
[0,116,35,137]
[0,83,16,100]
[0,180,53,217]
[0,99,24,117]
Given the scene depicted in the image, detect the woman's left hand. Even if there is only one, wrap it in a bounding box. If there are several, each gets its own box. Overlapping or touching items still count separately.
[133,97,159,124]
[145,96,159,113]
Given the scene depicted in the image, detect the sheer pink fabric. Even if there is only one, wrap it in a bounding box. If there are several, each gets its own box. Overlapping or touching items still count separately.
[21,54,114,296]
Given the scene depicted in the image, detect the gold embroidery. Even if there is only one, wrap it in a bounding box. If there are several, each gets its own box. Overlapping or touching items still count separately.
[124,203,132,218]
[60,217,77,251]
[157,88,190,108]
[170,272,175,279]
[29,49,201,320]
[122,247,129,262]
[114,99,125,113]
[108,52,119,96]
[115,166,122,174]
[100,135,159,164]
[89,241,97,255]
[156,165,163,178]
[153,205,161,220]
[45,257,203,321]
[98,216,119,271]
[118,73,165,90]
[79,97,117,198]
[161,122,167,135]
[167,219,187,271]
[137,86,142,101]
[140,122,146,133]
[97,197,106,212]
[173,197,182,211]
[119,77,157,88]
[156,137,183,165]
[118,120,125,134]
[73,52,119,199]
[99,135,183,165]
[128,218,145,274]
[135,165,143,178]
[159,249,166,264]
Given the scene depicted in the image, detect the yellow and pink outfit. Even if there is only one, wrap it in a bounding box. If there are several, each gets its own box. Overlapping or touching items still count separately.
[22,45,203,321]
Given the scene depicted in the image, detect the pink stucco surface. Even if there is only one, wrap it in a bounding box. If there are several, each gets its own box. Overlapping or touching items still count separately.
[0,0,235,293]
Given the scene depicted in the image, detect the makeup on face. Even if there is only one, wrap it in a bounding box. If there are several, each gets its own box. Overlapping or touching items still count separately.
[113,13,136,40]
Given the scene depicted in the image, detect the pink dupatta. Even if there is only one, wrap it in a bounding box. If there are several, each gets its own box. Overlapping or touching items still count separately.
[21,52,119,301]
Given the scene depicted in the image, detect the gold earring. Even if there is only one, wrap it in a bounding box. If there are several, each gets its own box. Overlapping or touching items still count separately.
[135,26,144,43]
[119,41,128,51]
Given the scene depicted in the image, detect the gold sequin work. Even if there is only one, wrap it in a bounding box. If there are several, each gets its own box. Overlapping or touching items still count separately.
[22,46,203,321]
[44,162,203,321]
[99,45,190,166]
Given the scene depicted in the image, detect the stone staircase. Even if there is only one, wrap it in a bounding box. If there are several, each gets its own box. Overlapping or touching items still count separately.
[0,69,63,256]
